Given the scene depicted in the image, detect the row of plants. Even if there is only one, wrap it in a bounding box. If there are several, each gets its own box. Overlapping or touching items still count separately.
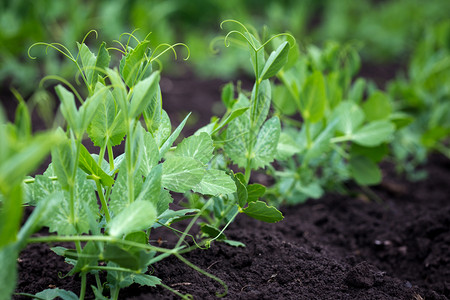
[3,0,450,93]
[1,19,449,299]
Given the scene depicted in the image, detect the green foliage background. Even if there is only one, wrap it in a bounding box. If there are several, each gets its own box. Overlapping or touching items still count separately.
[2,0,450,93]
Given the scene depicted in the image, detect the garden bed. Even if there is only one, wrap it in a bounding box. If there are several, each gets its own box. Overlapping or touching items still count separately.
[14,153,449,299]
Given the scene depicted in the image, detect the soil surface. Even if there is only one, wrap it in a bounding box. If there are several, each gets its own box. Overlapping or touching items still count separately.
[13,153,450,299]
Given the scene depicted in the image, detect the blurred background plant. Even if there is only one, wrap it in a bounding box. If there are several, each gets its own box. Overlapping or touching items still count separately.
[2,0,450,95]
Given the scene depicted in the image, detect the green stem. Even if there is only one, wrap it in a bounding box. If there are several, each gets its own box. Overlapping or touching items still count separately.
[174,198,213,249]
[27,235,175,254]
[95,180,111,222]
[79,272,87,300]
[95,273,103,293]
[210,210,239,244]
[305,121,312,149]
[23,176,57,184]
[112,287,120,300]
[330,135,352,144]
[98,144,106,164]
[214,204,237,228]
[107,143,115,171]
[160,283,192,300]
[70,138,82,232]
[87,266,139,273]
[174,253,228,298]
[126,123,134,205]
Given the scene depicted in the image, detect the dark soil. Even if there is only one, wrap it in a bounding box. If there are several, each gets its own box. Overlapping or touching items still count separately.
[13,153,450,299]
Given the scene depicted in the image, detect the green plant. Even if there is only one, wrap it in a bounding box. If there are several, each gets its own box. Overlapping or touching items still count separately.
[263,42,405,204]
[388,20,450,179]
[0,24,294,299]
[177,20,295,243]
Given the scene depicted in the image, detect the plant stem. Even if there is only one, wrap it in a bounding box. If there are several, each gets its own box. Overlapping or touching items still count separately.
[112,287,120,300]
[28,235,175,254]
[210,210,239,244]
[305,121,312,149]
[214,204,237,228]
[174,253,228,297]
[95,180,111,222]
[98,144,106,164]
[79,272,87,300]
[107,143,115,171]
[175,198,212,249]
[160,283,192,300]
[95,273,103,293]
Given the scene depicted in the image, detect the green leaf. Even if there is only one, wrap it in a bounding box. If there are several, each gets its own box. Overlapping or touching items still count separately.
[55,85,78,132]
[233,173,247,208]
[272,84,297,116]
[350,155,382,186]
[105,68,127,115]
[159,113,190,159]
[14,95,31,139]
[122,40,151,87]
[78,144,114,187]
[334,101,365,136]
[69,241,99,275]
[362,91,392,121]
[243,201,284,223]
[109,168,143,215]
[92,42,111,87]
[87,83,126,148]
[223,240,246,247]
[161,156,205,193]
[34,288,78,300]
[123,231,148,253]
[17,191,59,247]
[103,245,141,270]
[0,132,60,191]
[138,131,159,177]
[78,42,97,88]
[154,110,171,148]
[300,71,327,123]
[174,132,214,164]
[352,121,395,147]
[348,78,366,103]
[260,41,290,80]
[192,169,236,196]
[44,172,98,235]
[0,185,22,248]
[245,32,265,78]
[201,224,226,240]
[350,144,389,163]
[51,134,74,190]
[247,184,266,203]
[143,86,162,133]
[131,274,161,287]
[251,116,281,169]
[212,107,249,135]
[136,164,162,205]
[304,119,337,163]
[156,208,199,227]
[108,200,157,237]
[129,72,161,119]
[0,245,18,300]
[250,79,271,130]
[276,131,300,161]
[221,82,235,109]
[224,109,251,168]
[79,87,109,134]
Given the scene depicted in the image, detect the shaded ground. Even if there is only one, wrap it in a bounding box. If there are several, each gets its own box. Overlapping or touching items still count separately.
[13,154,450,300]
